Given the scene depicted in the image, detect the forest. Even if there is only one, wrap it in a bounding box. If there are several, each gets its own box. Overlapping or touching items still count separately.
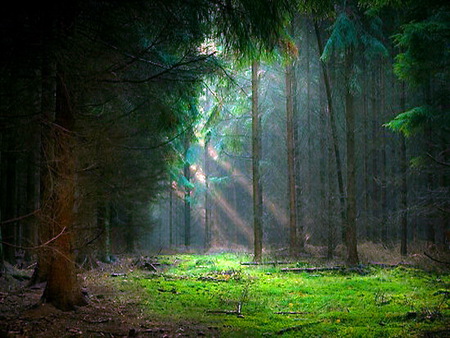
[0,0,449,336]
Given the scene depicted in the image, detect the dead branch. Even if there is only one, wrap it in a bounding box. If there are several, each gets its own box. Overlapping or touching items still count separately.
[0,209,40,226]
[274,311,309,315]
[424,252,450,265]
[0,227,67,250]
[281,267,342,273]
[206,310,240,315]
[240,261,291,265]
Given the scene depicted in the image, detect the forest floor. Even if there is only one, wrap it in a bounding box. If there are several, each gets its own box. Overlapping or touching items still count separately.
[0,260,217,337]
[0,248,449,337]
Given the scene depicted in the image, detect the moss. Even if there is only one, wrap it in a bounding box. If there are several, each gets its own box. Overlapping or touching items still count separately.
[111,253,450,336]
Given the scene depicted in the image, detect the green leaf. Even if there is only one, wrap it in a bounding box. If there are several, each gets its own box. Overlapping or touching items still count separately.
[384,106,432,137]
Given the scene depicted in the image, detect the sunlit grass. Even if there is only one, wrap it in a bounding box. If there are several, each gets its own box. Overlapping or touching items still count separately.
[111,253,450,337]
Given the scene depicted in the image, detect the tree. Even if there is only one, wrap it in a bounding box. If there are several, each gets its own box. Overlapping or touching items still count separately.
[252,60,263,262]
[286,59,301,256]
[314,20,347,250]
[386,2,449,246]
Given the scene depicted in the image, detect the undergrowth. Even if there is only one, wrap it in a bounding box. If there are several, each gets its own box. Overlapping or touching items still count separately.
[110,253,450,337]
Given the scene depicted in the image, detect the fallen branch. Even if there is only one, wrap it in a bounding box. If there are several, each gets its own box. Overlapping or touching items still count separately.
[424,252,450,265]
[274,311,309,315]
[240,261,291,265]
[207,310,240,315]
[281,267,342,273]
[208,302,244,317]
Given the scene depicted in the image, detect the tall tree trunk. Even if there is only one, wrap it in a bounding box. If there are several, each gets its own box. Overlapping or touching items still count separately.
[97,203,110,262]
[184,132,191,248]
[0,132,18,264]
[252,60,263,262]
[399,81,408,256]
[370,69,380,242]
[169,182,173,248]
[362,63,371,240]
[40,67,87,310]
[380,62,388,244]
[24,123,41,261]
[345,49,359,265]
[286,62,300,256]
[314,21,346,242]
[305,22,312,205]
[125,212,135,253]
[204,133,211,250]
[30,46,56,286]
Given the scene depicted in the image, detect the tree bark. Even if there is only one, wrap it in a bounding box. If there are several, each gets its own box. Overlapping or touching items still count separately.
[286,62,300,256]
[314,21,346,243]
[39,65,86,310]
[184,132,191,248]
[252,60,263,262]
[204,133,211,250]
[399,81,408,256]
[169,182,173,248]
[344,49,359,265]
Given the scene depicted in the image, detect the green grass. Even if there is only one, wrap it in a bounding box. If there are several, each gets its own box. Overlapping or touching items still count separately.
[112,254,450,337]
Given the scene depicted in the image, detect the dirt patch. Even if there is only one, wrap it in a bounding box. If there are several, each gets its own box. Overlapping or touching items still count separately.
[0,261,219,337]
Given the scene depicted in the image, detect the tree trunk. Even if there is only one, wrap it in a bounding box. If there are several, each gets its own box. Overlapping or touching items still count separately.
[252,60,263,262]
[362,63,371,240]
[370,69,380,242]
[204,133,211,250]
[24,124,41,261]
[314,22,346,244]
[169,182,173,248]
[97,203,110,262]
[286,62,299,256]
[344,49,359,265]
[39,66,87,310]
[380,63,388,244]
[399,81,408,256]
[184,132,191,248]
[0,133,18,264]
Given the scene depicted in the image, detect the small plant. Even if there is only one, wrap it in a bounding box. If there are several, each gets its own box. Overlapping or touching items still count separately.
[374,289,391,306]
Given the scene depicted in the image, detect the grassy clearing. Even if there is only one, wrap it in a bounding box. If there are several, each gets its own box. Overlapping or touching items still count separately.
[111,253,450,337]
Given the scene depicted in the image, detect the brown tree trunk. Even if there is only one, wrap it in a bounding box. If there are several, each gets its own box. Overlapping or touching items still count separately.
[30,48,56,286]
[286,62,300,256]
[39,67,86,310]
[184,132,191,248]
[380,63,388,244]
[314,21,346,243]
[370,69,380,242]
[252,60,263,262]
[169,182,174,248]
[204,133,211,250]
[399,81,408,256]
[344,49,359,265]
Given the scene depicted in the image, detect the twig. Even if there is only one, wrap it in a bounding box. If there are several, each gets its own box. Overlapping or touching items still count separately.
[0,209,40,226]
[424,252,450,265]
[1,227,67,250]
[281,267,343,273]
[207,310,240,315]
[274,311,309,315]
[241,261,291,265]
